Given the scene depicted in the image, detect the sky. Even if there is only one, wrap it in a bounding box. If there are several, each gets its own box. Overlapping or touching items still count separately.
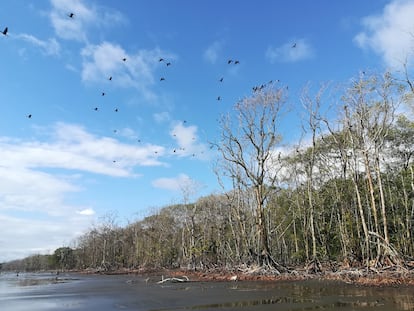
[1,0,414,262]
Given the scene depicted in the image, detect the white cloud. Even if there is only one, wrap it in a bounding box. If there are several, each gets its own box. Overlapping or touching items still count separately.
[170,122,209,158]
[81,41,172,100]
[152,173,192,191]
[0,122,172,262]
[49,0,95,42]
[49,0,127,42]
[0,122,169,216]
[0,213,92,262]
[76,208,95,216]
[203,40,223,64]
[354,0,414,69]
[266,38,314,63]
[16,34,61,56]
[0,166,79,215]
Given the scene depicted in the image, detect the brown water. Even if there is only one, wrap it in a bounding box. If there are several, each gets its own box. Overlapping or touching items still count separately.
[0,272,413,310]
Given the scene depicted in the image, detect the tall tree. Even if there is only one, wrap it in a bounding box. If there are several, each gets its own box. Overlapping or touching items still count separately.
[214,82,287,271]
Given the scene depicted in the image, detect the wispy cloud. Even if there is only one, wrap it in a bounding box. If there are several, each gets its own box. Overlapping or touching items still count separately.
[203,40,223,64]
[354,0,414,69]
[16,34,61,56]
[266,38,314,63]
[152,173,192,191]
[153,111,171,123]
[1,122,166,178]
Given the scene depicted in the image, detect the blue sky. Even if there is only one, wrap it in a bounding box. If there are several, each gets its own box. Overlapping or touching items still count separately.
[1,0,414,262]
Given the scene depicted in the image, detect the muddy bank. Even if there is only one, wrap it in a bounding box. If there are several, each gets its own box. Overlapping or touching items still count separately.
[83,263,414,287]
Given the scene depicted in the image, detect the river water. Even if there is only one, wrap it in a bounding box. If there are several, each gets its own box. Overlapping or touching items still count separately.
[0,272,413,310]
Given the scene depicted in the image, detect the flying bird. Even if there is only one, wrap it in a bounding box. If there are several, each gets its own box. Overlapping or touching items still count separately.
[159,58,164,62]
[160,77,165,81]
[122,57,127,62]
[227,59,233,64]
[27,114,32,118]
[234,60,240,64]
[219,77,223,82]
[292,43,297,48]
[101,92,106,96]
[114,108,118,112]
[108,76,112,81]
[166,62,171,66]
[94,107,98,111]
[217,96,221,101]
[67,13,75,18]
[1,27,8,36]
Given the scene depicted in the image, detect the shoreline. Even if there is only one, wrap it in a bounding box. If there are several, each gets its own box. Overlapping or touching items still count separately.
[79,264,414,287]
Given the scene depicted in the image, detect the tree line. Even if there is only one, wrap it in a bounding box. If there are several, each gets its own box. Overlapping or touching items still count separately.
[2,70,414,273]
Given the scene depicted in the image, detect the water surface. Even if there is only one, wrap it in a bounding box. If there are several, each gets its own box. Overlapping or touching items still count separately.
[0,272,413,310]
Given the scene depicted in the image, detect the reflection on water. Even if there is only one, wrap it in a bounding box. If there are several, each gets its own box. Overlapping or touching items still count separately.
[184,297,391,310]
[1,273,414,311]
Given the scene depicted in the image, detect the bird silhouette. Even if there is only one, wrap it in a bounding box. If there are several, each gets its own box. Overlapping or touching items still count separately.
[166,62,171,66]
[159,58,164,62]
[114,108,118,112]
[227,59,233,64]
[101,92,106,96]
[2,27,8,36]
[27,114,32,118]
[292,43,297,48]
[160,77,165,81]
[94,107,98,111]
[122,57,127,62]
[67,13,75,18]
[217,96,221,101]
[108,76,112,81]
[219,77,223,82]
[234,60,240,64]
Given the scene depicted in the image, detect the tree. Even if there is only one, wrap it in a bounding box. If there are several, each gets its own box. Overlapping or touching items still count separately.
[54,247,75,270]
[214,82,287,271]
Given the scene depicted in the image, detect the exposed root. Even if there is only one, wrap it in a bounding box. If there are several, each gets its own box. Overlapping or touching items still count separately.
[306,258,322,274]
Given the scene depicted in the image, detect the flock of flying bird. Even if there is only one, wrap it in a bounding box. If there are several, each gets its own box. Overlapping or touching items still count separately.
[1,11,295,162]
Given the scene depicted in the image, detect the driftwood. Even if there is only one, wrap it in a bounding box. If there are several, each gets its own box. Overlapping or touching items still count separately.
[157,275,190,284]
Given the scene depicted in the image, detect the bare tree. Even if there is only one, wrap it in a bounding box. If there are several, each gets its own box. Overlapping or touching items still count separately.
[214,82,287,271]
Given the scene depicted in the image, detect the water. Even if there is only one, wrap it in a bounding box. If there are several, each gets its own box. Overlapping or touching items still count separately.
[0,272,413,310]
